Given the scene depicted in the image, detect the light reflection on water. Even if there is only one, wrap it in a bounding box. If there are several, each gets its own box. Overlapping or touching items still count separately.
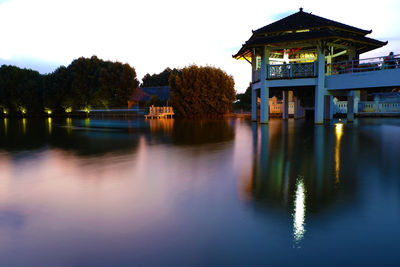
[0,118,400,265]
[293,176,306,246]
[335,123,343,183]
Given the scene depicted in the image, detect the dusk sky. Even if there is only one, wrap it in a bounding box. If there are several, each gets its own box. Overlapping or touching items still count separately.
[0,0,399,92]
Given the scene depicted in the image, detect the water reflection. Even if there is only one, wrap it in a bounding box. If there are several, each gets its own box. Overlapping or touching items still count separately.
[293,176,306,245]
[47,117,52,135]
[0,118,400,265]
[335,123,343,183]
[3,118,7,135]
[247,119,359,245]
[0,118,234,156]
[66,118,72,135]
[22,118,26,134]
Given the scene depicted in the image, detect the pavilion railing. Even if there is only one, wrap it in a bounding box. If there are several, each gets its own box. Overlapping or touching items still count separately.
[326,54,400,75]
[267,62,317,79]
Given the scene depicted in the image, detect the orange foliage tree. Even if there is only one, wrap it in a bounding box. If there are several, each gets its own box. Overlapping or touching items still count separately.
[169,65,235,117]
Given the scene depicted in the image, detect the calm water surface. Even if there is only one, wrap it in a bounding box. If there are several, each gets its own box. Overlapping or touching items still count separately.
[0,117,399,266]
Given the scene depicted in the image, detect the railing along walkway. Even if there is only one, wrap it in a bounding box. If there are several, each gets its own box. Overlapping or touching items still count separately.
[326,54,400,75]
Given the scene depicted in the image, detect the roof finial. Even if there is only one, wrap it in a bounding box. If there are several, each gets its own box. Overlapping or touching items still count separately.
[299,7,303,12]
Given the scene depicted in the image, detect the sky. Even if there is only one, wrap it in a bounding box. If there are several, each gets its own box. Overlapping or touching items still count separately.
[0,0,399,93]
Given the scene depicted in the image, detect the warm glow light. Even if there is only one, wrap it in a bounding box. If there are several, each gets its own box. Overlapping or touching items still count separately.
[335,123,343,183]
[66,118,72,135]
[83,107,90,114]
[3,118,8,135]
[22,118,26,134]
[47,117,52,134]
[84,118,90,127]
[45,108,52,115]
[20,107,26,114]
[293,176,306,246]
[3,109,7,115]
[65,107,72,113]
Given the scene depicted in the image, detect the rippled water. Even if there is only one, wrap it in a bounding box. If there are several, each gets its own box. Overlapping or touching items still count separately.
[0,117,399,266]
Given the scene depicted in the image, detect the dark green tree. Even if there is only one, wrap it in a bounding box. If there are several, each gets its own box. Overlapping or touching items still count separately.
[141,67,178,87]
[0,56,139,115]
[0,65,43,115]
[169,65,235,117]
[44,66,72,112]
[145,95,165,107]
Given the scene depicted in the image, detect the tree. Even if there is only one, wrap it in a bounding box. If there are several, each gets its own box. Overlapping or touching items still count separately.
[141,67,178,87]
[44,66,72,112]
[169,65,235,117]
[0,65,43,115]
[46,56,139,111]
[145,95,165,107]
[0,56,140,116]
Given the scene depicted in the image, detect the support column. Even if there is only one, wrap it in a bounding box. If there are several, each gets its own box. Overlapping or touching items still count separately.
[315,43,325,124]
[329,95,333,120]
[282,90,288,120]
[353,90,360,114]
[260,46,270,124]
[294,96,300,119]
[251,87,257,121]
[347,93,354,122]
[324,95,333,120]
[251,48,257,83]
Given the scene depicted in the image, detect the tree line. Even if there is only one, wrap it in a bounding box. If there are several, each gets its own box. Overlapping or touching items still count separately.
[1,58,238,117]
[0,56,139,116]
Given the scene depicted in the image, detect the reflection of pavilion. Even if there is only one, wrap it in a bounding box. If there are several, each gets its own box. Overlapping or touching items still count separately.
[234,8,400,124]
[246,121,357,244]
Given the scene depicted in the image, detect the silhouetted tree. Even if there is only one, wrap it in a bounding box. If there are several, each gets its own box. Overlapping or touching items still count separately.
[145,95,165,107]
[169,65,235,117]
[0,65,43,115]
[0,56,140,116]
[141,67,178,87]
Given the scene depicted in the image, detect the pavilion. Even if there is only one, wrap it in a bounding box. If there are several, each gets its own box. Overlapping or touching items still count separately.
[234,8,399,124]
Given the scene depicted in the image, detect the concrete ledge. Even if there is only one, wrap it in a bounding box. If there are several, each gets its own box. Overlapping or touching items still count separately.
[267,77,317,87]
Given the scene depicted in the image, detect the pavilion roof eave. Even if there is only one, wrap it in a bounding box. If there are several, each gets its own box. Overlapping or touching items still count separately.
[233,30,387,59]
[253,10,372,36]
[233,39,386,60]
[253,26,372,38]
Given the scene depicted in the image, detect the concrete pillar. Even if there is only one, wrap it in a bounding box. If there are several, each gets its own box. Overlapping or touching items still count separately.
[251,48,257,83]
[348,47,356,60]
[329,95,333,120]
[353,90,360,114]
[251,87,257,121]
[315,44,325,124]
[294,96,300,119]
[282,90,289,120]
[324,95,333,120]
[260,46,270,124]
[347,94,354,122]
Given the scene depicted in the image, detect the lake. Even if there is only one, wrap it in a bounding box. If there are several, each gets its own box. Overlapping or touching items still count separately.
[0,117,399,266]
